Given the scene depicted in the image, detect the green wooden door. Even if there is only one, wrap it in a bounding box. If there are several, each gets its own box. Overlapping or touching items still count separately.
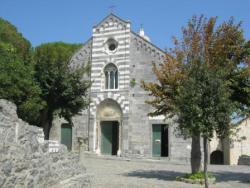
[101,121,113,155]
[61,123,72,150]
[152,124,161,157]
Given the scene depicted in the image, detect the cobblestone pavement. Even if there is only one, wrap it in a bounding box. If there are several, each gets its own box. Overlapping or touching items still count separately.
[82,156,250,188]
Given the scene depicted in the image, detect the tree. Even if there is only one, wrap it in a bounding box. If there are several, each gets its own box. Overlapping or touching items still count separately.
[0,18,31,61]
[0,18,44,124]
[34,42,91,139]
[142,16,249,188]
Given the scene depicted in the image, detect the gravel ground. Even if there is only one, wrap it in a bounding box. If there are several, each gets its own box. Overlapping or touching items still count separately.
[82,156,250,188]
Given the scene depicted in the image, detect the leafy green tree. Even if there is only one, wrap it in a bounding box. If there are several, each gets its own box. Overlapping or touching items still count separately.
[142,16,249,188]
[0,18,31,61]
[0,18,44,124]
[34,42,91,139]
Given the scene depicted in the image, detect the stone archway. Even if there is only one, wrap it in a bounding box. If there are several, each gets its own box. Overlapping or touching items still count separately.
[210,150,224,164]
[96,98,123,156]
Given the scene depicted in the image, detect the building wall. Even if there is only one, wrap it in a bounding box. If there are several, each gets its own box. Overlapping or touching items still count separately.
[50,14,192,162]
[229,118,250,165]
[209,118,250,165]
[126,32,191,160]
[89,15,131,153]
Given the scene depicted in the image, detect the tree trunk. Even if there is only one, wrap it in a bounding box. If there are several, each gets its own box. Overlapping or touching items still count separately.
[40,108,52,140]
[191,134,201,173]
[203,137,209,188]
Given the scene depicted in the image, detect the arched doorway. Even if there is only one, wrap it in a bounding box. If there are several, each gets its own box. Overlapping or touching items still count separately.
[96,99,122,155]
[210,150,224,164]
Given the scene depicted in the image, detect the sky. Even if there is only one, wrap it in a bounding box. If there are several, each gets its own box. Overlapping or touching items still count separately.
[1,0,250,49]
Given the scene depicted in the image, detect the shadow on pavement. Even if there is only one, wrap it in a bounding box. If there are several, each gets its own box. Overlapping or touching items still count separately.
[124,169,250,184]
[124,170,185,181]
[213,171,250,184]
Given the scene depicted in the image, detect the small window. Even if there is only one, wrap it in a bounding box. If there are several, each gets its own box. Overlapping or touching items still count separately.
[104,63,118,89]
[109,43,116,51]
[106,38,118,52]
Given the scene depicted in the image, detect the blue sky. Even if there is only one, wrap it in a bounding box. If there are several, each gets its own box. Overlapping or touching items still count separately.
[1,0,250,49]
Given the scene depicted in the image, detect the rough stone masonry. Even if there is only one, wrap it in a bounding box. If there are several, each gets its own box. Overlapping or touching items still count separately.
[0,99,89,188]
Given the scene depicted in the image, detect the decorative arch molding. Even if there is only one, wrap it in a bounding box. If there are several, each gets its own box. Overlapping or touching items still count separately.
[96,98,123,121]
[93,14,130,34]
[132,35,165,61]
[90,93,129,116]
[69,39,92,70]
[94,97,126,156]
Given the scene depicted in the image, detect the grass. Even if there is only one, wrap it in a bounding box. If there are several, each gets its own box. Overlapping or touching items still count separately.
[176,171,215,183]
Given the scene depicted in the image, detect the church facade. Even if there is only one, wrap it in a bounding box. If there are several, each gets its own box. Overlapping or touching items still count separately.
[50,14,192,162]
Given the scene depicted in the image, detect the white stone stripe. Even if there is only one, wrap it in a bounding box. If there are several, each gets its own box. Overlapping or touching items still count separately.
[117,96,125,104]
[120,75,130,79]
[91,67,103,71]
[93,35,130,42]
[92,80,101,83]
[119,69,130,73]
[91,63,105,67]
[97,94,104,101]
[93,40,130,45]
[124,106,129,112]
[102,27,129,32]
[119,81,130,84]
[118,64,130,69]
[91,73,130,82]
[93,30,130,37]
[121,103,129,109]
[148,115,165,120]
[92,51,130,58]
[90,62,129,67]
[91,87,100,91]
[91,76,102,79]
[93,38,130,44]
[122,100,129,105]
[92,45,130,52]
[119,84,129,87]
[92,59,129,63]
[92,84,101,87]
[93,39,130,47]
[119,70,130,75]
[91,73,101,77]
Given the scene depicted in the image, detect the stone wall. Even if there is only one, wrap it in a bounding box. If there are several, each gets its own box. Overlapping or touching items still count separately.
[0,99,89,188]
[238,155,250,165]
[229,118,250,165]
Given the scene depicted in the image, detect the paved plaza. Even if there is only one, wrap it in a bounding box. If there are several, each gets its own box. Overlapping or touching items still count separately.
[83,156,250,188]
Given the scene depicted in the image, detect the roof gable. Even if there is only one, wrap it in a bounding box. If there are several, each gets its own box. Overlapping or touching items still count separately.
[131,31,166,60]
[93,13,129,30]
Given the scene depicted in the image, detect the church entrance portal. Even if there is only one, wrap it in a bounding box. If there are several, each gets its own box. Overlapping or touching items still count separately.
[96,99,122,156]
[101,121,119,155]
[152,124,169,157]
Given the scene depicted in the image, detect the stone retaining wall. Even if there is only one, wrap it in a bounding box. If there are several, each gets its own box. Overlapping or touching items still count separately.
[0,99,89,188]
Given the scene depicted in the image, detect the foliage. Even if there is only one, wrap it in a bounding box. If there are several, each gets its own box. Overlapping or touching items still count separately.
[142,14,249,144]
[0,18,90,139]
[130,78,136,88]
[0,18,44,124]
[34,42,90,139]
[0,18,31,61]
[176,171,215,181]
[142,15,249,187]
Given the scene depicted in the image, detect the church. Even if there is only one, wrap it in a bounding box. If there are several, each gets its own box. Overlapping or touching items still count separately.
[49,13,195,162]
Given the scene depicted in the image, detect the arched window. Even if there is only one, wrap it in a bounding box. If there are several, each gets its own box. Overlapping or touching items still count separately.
[104,63,118,89]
